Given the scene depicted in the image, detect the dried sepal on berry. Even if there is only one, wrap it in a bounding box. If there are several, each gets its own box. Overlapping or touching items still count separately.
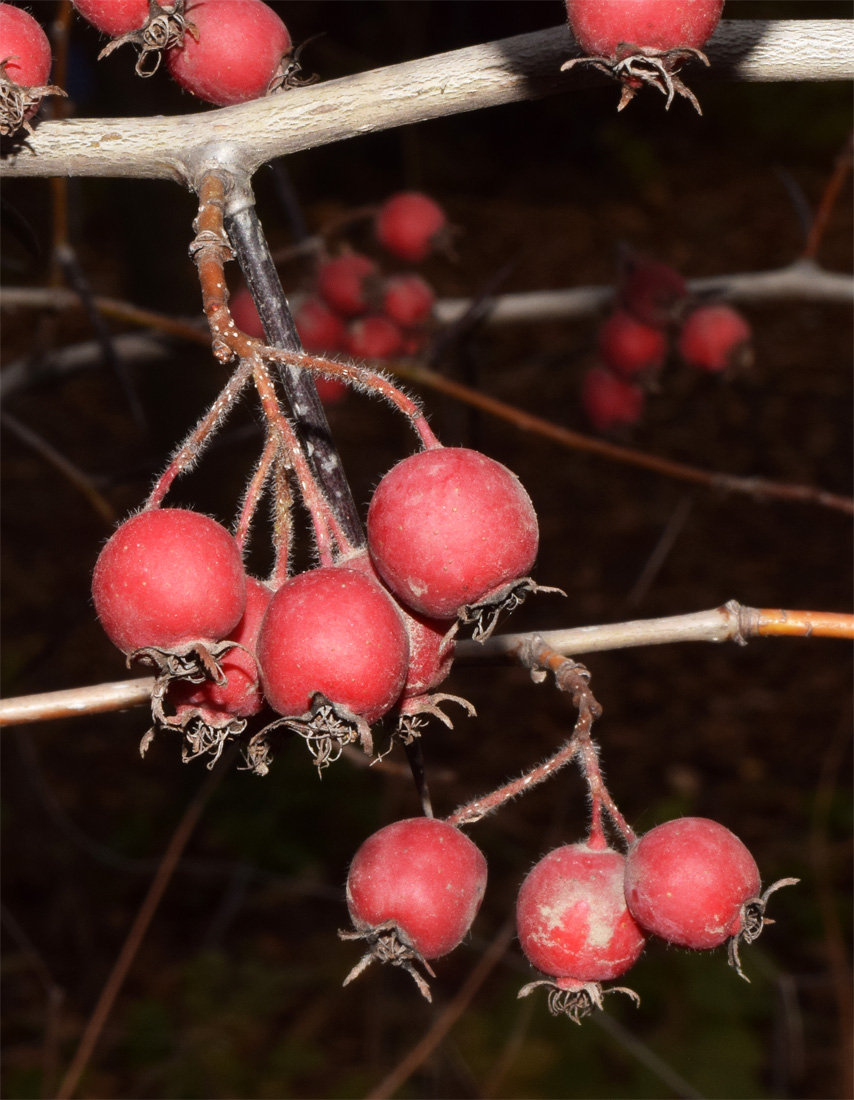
[727,876,800,981]
[518,975,640,1024]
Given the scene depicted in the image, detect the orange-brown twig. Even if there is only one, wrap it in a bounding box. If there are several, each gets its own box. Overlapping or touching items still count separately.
[803,132,853,262]
[394,363,854,516]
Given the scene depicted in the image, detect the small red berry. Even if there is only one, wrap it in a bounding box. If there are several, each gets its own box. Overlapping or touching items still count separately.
[317,254,378,317]
[167,0,292,106]
[517,842,646,984]
[597,309,668,378]
[346,315,404,360]
[619,254,688,329]
[375,192,448,264]
[293,296,346,354]
[343,817,487,998]
[92,508,247,655]
[169,576,271,720]
[256,564,409,725]
[563,0,724,113]
[382,274,436,328]
[623,817,762,951]
[566,0,724,57]
[73,0,149,38]
[581,368,644,432]
[677,303,752,373]
[367,447,539,621]
[0,4,61,134]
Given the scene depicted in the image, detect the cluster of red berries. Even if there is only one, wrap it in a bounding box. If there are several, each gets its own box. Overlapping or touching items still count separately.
[582,251,753,433]
[92,439,539,768]
[230,191,448,406]
[339,812,794,1011]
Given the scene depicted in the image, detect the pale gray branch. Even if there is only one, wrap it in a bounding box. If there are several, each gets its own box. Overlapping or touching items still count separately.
[434,261,854,326]
[1,21,851,186]
[4,601,849,728]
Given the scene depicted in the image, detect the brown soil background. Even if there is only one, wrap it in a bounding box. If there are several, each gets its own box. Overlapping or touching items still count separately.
[2,3,852,1098]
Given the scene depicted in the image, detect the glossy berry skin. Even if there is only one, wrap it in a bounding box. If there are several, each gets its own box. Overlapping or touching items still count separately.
[0,5,52,107]
[317,254,378,317]
[72,0,148,37]
[619,256,688,329]
[566,0,724,57]
[167,0,291,106]
[347,818,487,960]
[677,303,752,373]
[598,309,667,378]
[382,274,436,328]
[256,565,409,723]
[92,509,247,654]
[375,192,448,264]
[367,447,539,619]
[517,842,647,982]
[624,817,762,950]
[169,576,271,719]
[581,367,644,432]
[346,315,404,360]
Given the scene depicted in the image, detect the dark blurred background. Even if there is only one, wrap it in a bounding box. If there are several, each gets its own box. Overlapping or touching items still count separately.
[1,2,852,1098]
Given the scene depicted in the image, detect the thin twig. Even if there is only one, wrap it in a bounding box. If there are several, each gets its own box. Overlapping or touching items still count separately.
[393,362,853,516]
[803,132,853,262]
[54,745,235,1100]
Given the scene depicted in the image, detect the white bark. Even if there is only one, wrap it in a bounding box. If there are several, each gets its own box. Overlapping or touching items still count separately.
[0,21,851,188]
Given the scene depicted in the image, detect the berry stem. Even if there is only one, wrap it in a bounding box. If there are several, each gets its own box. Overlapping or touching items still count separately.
[144,357,253,509]
[223,197,366,547]
[233,429,280,556]
[251,358,345,567]
[265,346,441,451]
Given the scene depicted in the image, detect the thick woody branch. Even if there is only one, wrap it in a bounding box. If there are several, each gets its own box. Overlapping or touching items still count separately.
[1,22,851,184]
[2,604,850,729]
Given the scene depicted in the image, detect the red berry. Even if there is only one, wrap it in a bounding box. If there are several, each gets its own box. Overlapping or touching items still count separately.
[317,254,378,317]
[375,192,448,264]
[73,0,149,38]
[0,4,51,87]
[293,296,346,354]
[347,817,487,961]
[382,274,436,328]
[566,0,724,57]
[597,309,667,378]
[581,368,644,432]
[346,315,404,360]
[624,817,762,950]
[169,576,271,720]
[517,842,647,983]
[256,564,409,723]
[0,4,55,132]
[677,302,752,373]
[367,447,539,620]
[166,0,291,107]
[619,255,688,329]
[92,508,247,655]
